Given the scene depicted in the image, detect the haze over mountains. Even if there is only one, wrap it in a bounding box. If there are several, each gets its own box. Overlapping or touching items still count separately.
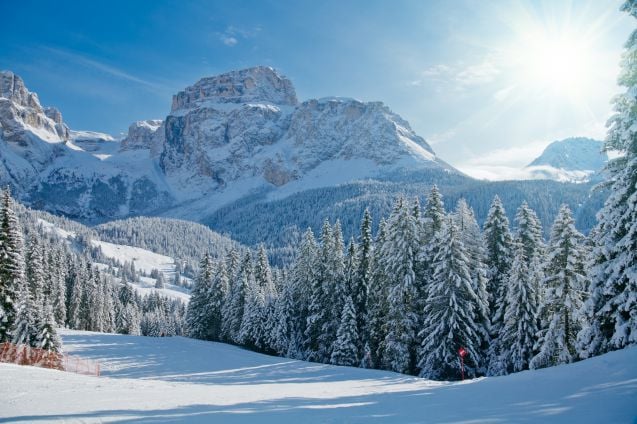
[0,67,606,246]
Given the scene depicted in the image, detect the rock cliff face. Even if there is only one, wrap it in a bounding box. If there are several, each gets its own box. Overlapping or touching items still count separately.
[120,120,163,154]
[159,67,446,203]
[0,66,452,222]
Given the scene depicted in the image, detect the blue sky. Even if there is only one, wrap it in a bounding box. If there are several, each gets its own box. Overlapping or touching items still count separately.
[1,0,633,177]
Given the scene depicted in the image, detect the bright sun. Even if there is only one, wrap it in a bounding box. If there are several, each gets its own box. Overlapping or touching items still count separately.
[507,28,596,100]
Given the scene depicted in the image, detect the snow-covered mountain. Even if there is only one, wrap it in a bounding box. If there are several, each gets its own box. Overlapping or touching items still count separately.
[0,68,606,246]
[525,137,607,182]
[0,67,454,222]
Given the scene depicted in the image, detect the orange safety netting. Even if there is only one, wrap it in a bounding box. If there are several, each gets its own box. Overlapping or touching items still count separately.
[0,342,100,376]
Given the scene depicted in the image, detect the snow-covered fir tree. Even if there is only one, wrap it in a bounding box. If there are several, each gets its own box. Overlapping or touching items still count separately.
[330,295,359,366]
[37,303,62,352]
[531,205,588,369]
[366,218,389,368]
[224,252,252,343]
[514,201,545,309]
[186,253,214,340]
[578,0,637,357]
[0,188,23,342]
[418,218,485,380]
[497,243,539,374]
[304,220,333,362]
[381,197,420,374]
[482,195,515,374]
[452,199,491,364]
[354,209,373,352]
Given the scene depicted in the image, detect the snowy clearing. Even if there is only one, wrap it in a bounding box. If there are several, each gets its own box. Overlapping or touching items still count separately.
[0,329,635,423]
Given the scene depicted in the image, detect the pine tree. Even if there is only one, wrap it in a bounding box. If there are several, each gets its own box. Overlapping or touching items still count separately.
[578,1,637,357]
[0,188,25,342]
[330,296,359,366]
[321,220,346,360]
[11,279,38,347]
[531,205,587,369]
[37,303,62,352]
[239,260,266,349]
[498,243,538,373]
[452,199,491,365]
[224,252,251,343]
[482,195,514,374]
[514,201,545,308]
[418,188,446,329]
[305,220,332,362]
[354,209,373,350]
[26,237,46,315]
[418,218,484,380]
[186,253,214,340]
[284,228,317,358]
[381,197,419,374]
[367,218,389,368]
[207,260,227,341]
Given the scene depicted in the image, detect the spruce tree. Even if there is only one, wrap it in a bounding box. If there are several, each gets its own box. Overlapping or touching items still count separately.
[514,201,545,308]
[186,253,214,340]
[37,303,62,352]
[483,195,514,374]
[0,188,25,342]
[531,205,587,369]
[367,218,389,368]
[354,209,373,350]
[381,197,419,374]
[578,0,637,357]
[418,218,484,380]
[224,252,252,343]
[330,296,359,366]
[453,199,491,364]
[498,243,538,373]
[305,220,332,362]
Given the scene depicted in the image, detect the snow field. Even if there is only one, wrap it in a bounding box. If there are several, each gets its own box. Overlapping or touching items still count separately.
[0,329,635,423]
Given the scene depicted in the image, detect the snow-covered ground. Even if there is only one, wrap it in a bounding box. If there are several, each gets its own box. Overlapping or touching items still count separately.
[1,330,635,423]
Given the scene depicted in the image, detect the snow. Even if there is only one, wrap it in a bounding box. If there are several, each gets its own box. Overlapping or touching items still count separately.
[35,217,189,302]
[90,240,190,302]
[1,330,635,423]
[36,218,76,239]
[91,240,174,276]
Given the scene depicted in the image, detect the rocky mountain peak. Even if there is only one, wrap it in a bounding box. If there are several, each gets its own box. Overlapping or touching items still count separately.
[527,137,607,171]
[1,70,43,111]
[171,66,297,111]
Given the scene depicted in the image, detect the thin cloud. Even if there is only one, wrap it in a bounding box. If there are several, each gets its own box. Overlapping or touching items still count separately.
[218,25,262,47]
[221,36,238,46]
[41,47,162,91]
[420,58,500,88]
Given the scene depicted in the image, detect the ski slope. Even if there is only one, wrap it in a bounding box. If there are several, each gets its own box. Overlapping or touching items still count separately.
[1,330,636,423]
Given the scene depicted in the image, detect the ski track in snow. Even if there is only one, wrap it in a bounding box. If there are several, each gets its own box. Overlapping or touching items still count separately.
[1,329,636,423]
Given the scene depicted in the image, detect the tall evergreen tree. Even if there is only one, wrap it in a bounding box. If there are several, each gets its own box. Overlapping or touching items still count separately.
[498,243,539,374]
[186,253,214,339]
[453,199,491,364]
[367,218,389,367]
[578,1,637,357]
[483,195,514,374]
[418,218,484,380]
[0,188,25,342]
[381,197,420,374]
[354,209,373,349]
[531,205,587,369]
[330,296,360,366]
[514,201,545,308]
[305,220,334,362]
[224,252,252,343]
